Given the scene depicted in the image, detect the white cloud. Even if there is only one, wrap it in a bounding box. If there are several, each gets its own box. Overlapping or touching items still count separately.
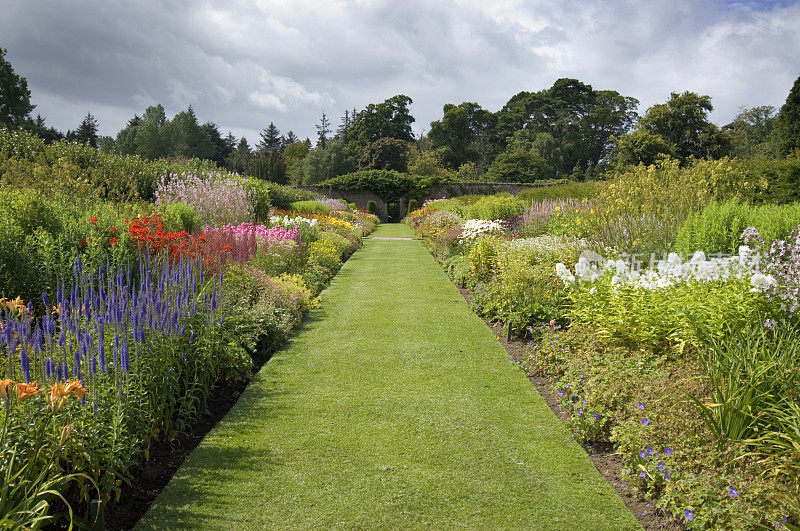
[1,0,798,142]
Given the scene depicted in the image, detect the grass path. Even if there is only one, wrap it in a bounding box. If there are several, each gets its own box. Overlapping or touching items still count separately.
[137,224,640,530]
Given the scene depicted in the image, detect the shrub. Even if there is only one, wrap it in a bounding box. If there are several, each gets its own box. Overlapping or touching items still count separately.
[264,182,319,210]
[464,194,525,220]
[407,198,419,214]
[318,170,415,203]
[367,200,377,215]
[290,200,331,214]
[517,181,598,202]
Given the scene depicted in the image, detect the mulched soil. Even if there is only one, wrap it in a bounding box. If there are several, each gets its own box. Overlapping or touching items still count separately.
[458,286,681,531]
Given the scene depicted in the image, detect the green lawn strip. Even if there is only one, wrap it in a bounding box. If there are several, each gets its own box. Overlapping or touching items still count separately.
[136,224,640,530]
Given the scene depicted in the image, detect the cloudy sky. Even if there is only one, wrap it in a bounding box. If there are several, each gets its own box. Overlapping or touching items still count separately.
[2,0,799,145]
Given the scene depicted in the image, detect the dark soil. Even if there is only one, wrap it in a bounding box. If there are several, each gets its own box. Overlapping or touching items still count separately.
[101,346,276,530]
[457,286,681,531]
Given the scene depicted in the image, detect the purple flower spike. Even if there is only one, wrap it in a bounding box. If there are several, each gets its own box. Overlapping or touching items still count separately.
[642,417,650,426]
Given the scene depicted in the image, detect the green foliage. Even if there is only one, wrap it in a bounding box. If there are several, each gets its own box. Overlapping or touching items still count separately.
[463,194,525,219]
[358,137,409,172]
[294,136,358,185]
[517,181,598,202]
[263,182,318,210]
[610,129,676,167]
[485,147,549,183]
[428,102,499,172]
[160,201,199,233]
[638,91,732,160]
[348,94,415,146]
[676,200,800,255]
[723,105,778,158]
[407,198,418,214]
[0,48,35,127]
[319,170,415,203]
[367,201,377,215]
[242,177,271,222]
[776,74,800,155]
[290,200,331,214]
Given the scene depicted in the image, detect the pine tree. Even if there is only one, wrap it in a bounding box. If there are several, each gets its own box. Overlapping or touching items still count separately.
[337,109,351,138]
[316,111,331,148]
[74,112,99,148]
[257,122,282,153]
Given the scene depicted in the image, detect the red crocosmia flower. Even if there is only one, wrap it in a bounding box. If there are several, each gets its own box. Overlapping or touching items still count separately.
[222,244,232,251]
[79,239,86,248]
[109,226,117,233]
[90,216,98,223]
[109,237,118,246]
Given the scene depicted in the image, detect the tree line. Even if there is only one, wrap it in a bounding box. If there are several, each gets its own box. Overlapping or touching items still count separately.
[2,47,799,185]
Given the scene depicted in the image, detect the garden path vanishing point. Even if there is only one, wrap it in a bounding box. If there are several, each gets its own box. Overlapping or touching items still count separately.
[136,223,640,530]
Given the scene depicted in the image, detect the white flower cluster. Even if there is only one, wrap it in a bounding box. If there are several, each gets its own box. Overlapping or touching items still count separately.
[459,219,503,243]
[556,246,777,292]
[270,215,318,228]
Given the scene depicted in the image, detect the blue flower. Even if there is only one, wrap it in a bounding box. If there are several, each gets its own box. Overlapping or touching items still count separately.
[664,469,670,480]
[729,486,738,498]
[638,401,644,410]
[593,413,600,421]
[642,417,650,426]
[577,409,583,415]
[640,470,646,479]
[685,509,694,521]
[664,447,673,456]
[646,446,654,455]
[558,390,564,398]
[656,462,664,472]
[639,450,647,459]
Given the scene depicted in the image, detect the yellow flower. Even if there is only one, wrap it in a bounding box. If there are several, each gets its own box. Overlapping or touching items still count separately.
[554,206,561,211]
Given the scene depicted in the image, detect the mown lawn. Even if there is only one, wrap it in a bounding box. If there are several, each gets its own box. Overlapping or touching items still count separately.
[136,223,640,530]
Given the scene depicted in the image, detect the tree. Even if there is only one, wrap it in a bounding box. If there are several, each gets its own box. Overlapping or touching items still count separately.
[349,95,415,147]
[227,137,251,174]
[167,106,215,159]
[611,129,676,167]
[294,136,357,185]
[115,114,141,155]
[494,79,638,174]
[135,104,172,159]
[485,148,548,183]
[776,74,800,155]
[358,137,409,172]
[282,130,298,149]
[0,48,35,127]
[283,139,311,181]
[337,109,353,138]
[428,102,499,171]
[723,105,778,158]
[25,114,63,143]
[97,136,115,152]
[316,112,331,148]
[639,91,729,160]
[249,151,286,183]
[201,122,235,166]
[257,122,282,153]
[72,112,99,148]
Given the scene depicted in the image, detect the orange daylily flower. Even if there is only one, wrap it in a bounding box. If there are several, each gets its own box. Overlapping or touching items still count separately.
[16,381,41,401]
[64,380,87,401]
[0,378,13,401]
[48,381,70,412]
